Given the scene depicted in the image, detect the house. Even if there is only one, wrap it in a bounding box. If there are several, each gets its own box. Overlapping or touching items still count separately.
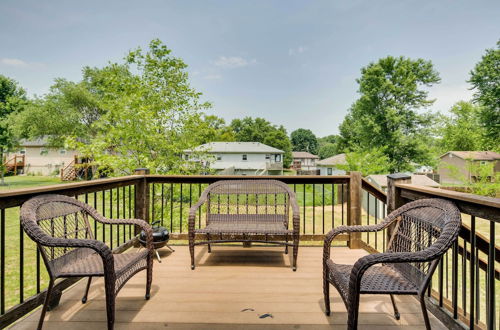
[291,151,319,171]
[363,174,440,218]
[316,153,347,175]
[6,138,78,176]
[184,142,284,175]
[437,151,500,185]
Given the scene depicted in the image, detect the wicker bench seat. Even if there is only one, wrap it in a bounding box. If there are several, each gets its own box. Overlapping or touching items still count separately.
[189,180,300,270]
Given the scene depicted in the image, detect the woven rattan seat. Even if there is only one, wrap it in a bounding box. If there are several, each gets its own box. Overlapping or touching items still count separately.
[323,198,461,330]
[20,194,154,330]
[326,260,419,298]
[189,180,300,270]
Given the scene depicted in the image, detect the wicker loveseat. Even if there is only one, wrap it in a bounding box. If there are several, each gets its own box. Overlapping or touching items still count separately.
[20,194,154,330]
[323,198,461,330]
[188,180,300,270]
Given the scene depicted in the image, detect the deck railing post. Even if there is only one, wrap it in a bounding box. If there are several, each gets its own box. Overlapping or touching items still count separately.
[134,168,150,233]
[347,171,362,249]
[386,173,411,241]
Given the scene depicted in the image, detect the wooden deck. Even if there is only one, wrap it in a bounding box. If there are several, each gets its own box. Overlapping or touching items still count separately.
[11,246,446,329]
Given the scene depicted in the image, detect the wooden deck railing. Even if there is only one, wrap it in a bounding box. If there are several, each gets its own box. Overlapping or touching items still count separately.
[0,171,497,329]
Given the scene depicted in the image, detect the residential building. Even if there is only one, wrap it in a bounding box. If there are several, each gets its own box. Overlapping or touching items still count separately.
[291,151,319,171]
[437,151,500,185]
[6,139,78,176]
[316,153,347,175]
[363,174,440,218]
[184,142,284,175]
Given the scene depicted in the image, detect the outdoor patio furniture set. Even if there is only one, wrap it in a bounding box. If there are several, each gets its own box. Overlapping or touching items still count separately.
[20,180,461,330]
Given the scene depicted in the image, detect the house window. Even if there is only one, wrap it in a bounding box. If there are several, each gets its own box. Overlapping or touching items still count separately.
[217,155,222,161]
[275,154,281,162]
[40,148,48,156]
[327,168,332,175]
[59,149,66,155]
[480,161,487,165]
[19,149,26,155]
[184,154,189,160]
[265,154,270,160]
[242,154,247,161]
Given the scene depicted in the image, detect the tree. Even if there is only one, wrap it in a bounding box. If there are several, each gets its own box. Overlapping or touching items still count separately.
[0,75,27,184]
[338,56,440,172]
[440,101,484,151]
[337,147,391,176]
[230,117,293,167]
[469,40,500,151]
[317,135,340,159]
[14,39,211,175]
[191,114,235,145]
[290,128,318,154]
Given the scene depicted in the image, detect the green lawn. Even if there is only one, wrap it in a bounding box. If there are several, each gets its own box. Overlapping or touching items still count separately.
[0,176,65,190]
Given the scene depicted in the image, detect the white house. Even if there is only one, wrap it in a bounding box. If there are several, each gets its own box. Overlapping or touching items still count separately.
[6,138,78,176]
[184,142,284,175]
[316,153,347,175]
[291,151,319,171]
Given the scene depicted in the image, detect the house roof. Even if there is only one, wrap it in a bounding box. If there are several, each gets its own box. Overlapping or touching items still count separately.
[366,174,440,188]
[185,142,284,154]
[19,138,49,147]
[292,151,319,159]
[316,153,347,166]
[440,151,500,161]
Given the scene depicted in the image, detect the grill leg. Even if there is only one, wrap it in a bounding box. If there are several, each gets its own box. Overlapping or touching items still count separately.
[419,293,431,330]
[155,249,162,263]
[165,244,175,252]
[389,294,400,320]
[82,277,92,303]
[37,279,54,330]
[207,234,211,253]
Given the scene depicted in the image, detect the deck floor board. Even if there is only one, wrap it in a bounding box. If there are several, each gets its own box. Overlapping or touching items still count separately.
[10,246,446,330]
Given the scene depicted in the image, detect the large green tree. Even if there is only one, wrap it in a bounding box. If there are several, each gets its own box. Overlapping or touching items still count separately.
[338,56,440,173]
[290,128,318,154]
[317,135,340,159]
[440,101,485,151]
[230,117,292,167]
[468,40,500,151]
[0,75,27,184]
[14,39,211,175]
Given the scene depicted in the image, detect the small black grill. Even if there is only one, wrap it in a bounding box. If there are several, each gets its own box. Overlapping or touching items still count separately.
[139,220,174,262]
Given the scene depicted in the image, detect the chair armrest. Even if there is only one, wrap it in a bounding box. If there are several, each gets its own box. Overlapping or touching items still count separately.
[188,193,209,233]
[323,219,394,261]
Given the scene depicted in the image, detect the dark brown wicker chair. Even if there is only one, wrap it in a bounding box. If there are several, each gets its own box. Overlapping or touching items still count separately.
[323,198,461,330]
[20,194,154,330]
[189,180,300,270]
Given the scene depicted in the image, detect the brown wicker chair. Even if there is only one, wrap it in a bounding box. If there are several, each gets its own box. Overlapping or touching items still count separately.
[323,198,461,330]
[20,194,154,330]
[189,180,300,270]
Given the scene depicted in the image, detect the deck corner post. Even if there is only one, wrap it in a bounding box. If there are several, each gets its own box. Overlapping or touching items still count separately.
[134,168,150,229]
[386,173,411,240]
[347,171,362,249]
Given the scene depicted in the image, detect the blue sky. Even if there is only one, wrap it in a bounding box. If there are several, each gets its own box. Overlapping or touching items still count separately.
[1,0,499,136]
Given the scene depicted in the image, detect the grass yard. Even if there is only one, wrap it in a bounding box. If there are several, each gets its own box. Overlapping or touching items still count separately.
[0,176,65,190]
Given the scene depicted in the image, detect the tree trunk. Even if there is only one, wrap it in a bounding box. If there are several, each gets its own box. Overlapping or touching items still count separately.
[0,147,5,186]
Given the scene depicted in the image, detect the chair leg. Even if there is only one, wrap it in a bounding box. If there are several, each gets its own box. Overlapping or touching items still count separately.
[145,254,152,300]
[189,233,195,270]
[37,279,54,330]
[284,234,289,254]
[389,294,400,320]
[104,278,115,330]
[347,293,360,330]
[82,277,92,303]
[323,276,330,316]
[292,236,298,271]
[207,234,211,253]
[419,293,431,330]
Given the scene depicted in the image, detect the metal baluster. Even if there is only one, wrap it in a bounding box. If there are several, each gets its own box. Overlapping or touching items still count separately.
[180,184,183,233]
[322,184,325,234]
[303,184,306,234]
[161,184,165,226]
[331,183,334,229]
[487,220,495,329]
[312,184,315,235]
[110,189,113,249]
[452,240,458,319]
[19,222,24,303]
[170,184,174,231]
[1,208,4,314]
[470,216,476,328]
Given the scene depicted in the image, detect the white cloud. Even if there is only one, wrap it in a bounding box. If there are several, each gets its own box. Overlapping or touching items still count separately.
[1,58,28,67]
[288,46,307,56]
[213,56,256,68]
[203,74,222,80]
[0,57,45,69]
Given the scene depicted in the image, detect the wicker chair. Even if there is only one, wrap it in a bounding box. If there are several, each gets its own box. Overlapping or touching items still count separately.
[189,180,300,270]
[323,198,461,330]
[20,194,154,330]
